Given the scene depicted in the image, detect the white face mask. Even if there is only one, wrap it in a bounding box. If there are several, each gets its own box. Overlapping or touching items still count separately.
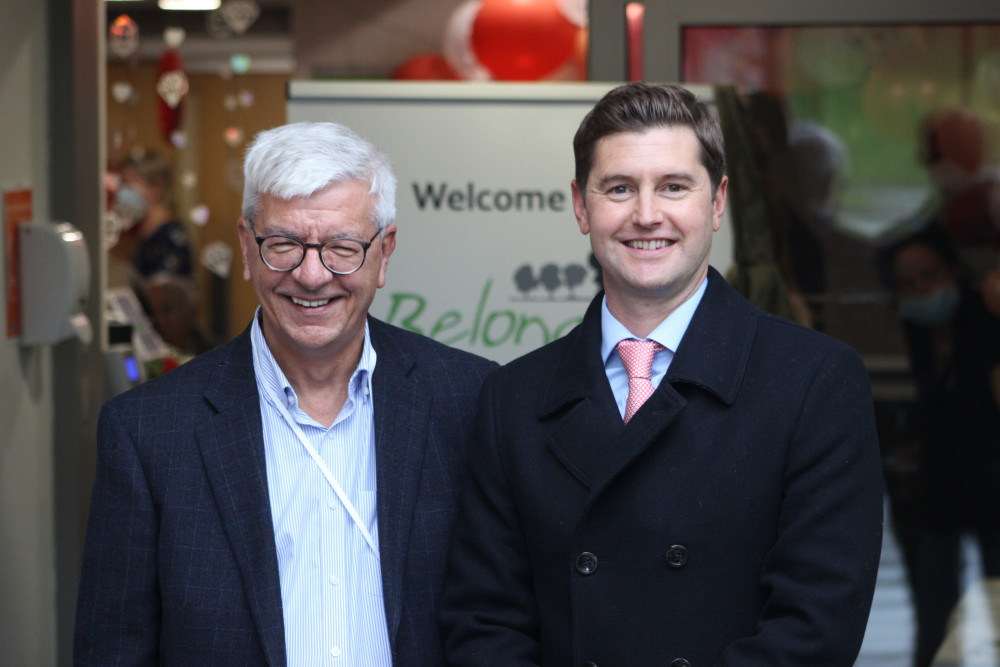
[113,183,147,228]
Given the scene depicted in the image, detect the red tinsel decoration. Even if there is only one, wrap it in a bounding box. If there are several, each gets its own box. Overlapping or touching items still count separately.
[155,48,187,143]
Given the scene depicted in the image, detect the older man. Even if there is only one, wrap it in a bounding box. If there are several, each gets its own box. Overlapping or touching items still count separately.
[76,122,496,666]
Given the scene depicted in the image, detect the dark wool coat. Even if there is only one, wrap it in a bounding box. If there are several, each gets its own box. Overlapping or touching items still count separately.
[441,268,884,667]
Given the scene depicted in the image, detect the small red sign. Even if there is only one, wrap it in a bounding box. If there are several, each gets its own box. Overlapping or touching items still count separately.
[5,189,32,338]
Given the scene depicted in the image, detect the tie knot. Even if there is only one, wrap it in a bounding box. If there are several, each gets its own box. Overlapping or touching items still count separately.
[616,339,663,380]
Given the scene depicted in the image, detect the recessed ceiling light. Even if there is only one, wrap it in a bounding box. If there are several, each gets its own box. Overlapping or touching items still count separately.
[157,0,222,9]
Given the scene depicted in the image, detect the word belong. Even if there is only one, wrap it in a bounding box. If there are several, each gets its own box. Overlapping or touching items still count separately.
[412,182,567,213]
[384,279,582,350]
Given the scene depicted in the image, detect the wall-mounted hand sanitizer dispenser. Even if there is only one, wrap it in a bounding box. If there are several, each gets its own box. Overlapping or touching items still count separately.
[19,221,92,346]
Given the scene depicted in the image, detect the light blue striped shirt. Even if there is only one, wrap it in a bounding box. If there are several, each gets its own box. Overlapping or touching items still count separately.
[600,277,707,418]
[251,312,392,667]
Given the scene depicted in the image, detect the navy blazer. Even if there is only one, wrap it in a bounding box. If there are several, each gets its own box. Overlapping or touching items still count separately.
[75,317,496,666]
[441,268,884,666]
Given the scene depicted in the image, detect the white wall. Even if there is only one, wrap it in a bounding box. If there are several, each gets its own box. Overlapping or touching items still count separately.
[0,0,57,663]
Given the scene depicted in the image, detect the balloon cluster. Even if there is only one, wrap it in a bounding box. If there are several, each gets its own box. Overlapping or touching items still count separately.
[393,0,587,81]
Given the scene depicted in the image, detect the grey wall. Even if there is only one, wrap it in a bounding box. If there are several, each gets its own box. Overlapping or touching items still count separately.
[0,0,58,663]
[0,0,104,664]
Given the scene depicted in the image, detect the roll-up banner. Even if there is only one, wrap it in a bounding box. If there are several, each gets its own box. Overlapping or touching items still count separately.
[288,81,731,363]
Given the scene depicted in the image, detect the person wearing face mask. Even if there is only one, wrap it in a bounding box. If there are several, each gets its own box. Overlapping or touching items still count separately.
[884,223,1000,667]
[118,151,193,279]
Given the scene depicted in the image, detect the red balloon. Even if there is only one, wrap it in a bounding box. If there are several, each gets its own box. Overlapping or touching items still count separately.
[471,0,578,81]
[392,53,460,80]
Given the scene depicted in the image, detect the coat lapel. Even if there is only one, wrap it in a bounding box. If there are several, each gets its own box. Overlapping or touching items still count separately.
[368,318,432,647]
[196,329,287,666]
[541,294,629,490]
[542,269,756,499]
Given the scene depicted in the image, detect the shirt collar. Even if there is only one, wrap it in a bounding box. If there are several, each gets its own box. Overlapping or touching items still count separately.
[250,308,377,415]
[600,277,708,365]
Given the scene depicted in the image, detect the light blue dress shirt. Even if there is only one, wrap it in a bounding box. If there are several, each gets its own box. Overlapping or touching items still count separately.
[251,312,392,667]
[601,278,708,419]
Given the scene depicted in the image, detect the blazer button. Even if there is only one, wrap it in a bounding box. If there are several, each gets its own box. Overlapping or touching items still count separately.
[576,551,598,575]
[581,662,598,667]
[669,660,691,667]
[665,545,688,568]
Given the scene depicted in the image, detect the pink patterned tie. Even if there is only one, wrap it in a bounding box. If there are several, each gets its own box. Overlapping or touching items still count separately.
[617,339,664,423]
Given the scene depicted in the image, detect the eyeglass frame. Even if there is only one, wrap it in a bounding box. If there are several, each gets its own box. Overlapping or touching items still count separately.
[247,219,382,275]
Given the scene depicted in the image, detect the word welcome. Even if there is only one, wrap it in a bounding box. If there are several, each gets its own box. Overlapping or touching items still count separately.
[412,182,567,213]
[384,279,582,349]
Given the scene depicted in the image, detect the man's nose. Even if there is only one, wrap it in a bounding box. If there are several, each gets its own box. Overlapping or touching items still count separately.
[633,189,662,225]
[293,246,334,287]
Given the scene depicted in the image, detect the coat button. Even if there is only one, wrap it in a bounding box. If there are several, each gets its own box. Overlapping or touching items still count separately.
[669,660,691,667]
[581,662,598,667]
[575,551,598,575]
[665,545,688,568]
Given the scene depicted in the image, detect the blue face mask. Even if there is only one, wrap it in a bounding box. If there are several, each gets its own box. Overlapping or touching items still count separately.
[113,183,147,225]
[899,285,960,327]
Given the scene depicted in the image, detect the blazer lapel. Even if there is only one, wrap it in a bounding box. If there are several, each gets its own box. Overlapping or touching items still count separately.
[368,319,432,646]
[197,329,286,666]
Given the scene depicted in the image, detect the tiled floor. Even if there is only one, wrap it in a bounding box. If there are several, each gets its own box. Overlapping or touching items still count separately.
[857,512,918,666]
[856,507,989,667]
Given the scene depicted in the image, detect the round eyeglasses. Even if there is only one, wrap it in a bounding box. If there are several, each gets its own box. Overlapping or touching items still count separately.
[251,226,381,275]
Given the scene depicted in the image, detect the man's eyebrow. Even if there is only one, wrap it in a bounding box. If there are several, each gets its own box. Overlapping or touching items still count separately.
[256,226,366,241]
[591,173,630,189]
[592,171,698,189]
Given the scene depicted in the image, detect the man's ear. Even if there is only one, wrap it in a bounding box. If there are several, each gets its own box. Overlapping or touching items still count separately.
[376,224,397,289]
[237,218,253,282]
[712,176,729,232]
[571,179,590,235]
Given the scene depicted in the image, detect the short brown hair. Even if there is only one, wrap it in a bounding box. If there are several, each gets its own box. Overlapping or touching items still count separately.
[573,82,726,192]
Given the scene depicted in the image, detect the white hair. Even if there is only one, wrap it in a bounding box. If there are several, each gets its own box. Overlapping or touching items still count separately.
[241,121,397,230]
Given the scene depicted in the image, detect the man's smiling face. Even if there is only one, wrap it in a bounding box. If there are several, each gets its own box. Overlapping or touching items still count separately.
[572,125,727,317]
[238,179,396,365]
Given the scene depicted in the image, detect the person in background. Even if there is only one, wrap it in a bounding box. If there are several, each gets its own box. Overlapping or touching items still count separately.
[440,82,884,666]
[109,151,201,355]
[141,271,217,356]
[883,223,1000,667]
[118,150,193,278]
[913,108,999,283]
[75,121,497,666]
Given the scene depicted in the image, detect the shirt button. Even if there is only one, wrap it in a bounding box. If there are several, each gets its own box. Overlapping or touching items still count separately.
[330,575,339,585]
[331,646,341,657]
[328,500,336,509]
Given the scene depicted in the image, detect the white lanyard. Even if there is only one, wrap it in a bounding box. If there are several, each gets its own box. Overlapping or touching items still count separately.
[264,382,380,559]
